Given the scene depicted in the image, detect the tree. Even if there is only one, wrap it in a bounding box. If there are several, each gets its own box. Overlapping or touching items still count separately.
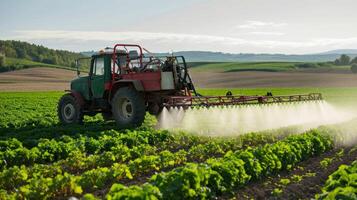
[351,63,357,73]
[4,46,17,57]
[16,48,27,59]
[339,54,351,65]
[334,58,340,66]
[351,56,357,64]
[0,54,5,67]
[0,40,85,68]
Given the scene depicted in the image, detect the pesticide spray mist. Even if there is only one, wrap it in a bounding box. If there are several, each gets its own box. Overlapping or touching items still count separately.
[158,100,356,137]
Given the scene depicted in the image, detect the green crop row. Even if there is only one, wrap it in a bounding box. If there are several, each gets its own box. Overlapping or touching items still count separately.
[316,160,357,200]
[102,130,333,200]
[0,129,173,169]
[0,125,286,171]
[0,130,280,199]
[0,139,234,192]
[0,92,61,129]
[0,142,232,199]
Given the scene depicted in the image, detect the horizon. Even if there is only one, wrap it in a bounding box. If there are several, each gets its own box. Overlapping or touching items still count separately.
[1,0,357,54]
[4,39,357,56]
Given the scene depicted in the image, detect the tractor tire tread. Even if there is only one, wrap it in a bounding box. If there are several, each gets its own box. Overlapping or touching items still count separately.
[57,93,84,125]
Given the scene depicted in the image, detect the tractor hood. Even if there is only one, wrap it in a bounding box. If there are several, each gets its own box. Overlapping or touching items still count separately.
[70,76,90,100]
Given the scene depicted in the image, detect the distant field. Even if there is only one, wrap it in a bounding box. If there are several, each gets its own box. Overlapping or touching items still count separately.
[0,67,76,91]
[1,59,352,74]
[189,62,297,72]
[188,61,351,73]
[0,63,357,91]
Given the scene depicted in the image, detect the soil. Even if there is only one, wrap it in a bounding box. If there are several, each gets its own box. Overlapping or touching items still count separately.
[190,71,357,88]
[2,67,357,91]
[225,147,357,200]
[0,67,76,91]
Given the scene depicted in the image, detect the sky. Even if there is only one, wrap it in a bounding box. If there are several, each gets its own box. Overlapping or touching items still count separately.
[1,0,357,54]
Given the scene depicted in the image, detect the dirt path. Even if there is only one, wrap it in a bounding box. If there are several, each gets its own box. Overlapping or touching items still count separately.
[226,147,357,200]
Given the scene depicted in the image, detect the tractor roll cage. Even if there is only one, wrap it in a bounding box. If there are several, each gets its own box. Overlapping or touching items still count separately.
[112,44,144,80]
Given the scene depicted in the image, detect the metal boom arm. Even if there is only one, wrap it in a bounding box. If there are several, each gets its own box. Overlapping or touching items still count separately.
[164,93,323,108]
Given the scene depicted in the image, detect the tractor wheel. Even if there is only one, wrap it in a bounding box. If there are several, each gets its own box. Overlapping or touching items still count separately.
[111,87,146,129]
[57,94,83,125]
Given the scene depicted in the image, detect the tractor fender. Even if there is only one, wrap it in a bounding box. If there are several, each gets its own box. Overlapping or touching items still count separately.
[64,90,85,106]
[113,80,144,91]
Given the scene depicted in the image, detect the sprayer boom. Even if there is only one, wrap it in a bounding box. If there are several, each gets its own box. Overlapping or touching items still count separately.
[164,93,323,108]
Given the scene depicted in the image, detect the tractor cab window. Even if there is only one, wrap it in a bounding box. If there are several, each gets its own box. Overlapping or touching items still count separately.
[94,57,104,76]
[111,55,125,75]
[111,51,143,75]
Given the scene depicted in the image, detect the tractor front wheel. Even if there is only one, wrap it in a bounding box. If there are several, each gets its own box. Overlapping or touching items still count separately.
[111,87,146,129]
[58,94,83,125]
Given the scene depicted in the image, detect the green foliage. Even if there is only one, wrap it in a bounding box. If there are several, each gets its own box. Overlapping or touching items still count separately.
[190,62,297,72]
[351,56,357,64]
[107,183,161,200]
[320,157,334,169]
[271,188,283,196]
[351,63,357,73]
[106,131,332,200]
[291,175,303,182]
[0,54,5,67]
[295,62,319,68]
[334,54,351,66]
[295,62,333,69]
[0,91,342,200]
[0,40,85,71]
[279,178,291,185]
[316,161,357,199]
[82,193,100,200]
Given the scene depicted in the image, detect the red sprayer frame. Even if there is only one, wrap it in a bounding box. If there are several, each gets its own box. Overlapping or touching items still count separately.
[111,44,144,81]
[164,93,323,108]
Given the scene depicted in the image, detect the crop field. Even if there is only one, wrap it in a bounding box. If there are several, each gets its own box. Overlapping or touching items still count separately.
[0,90,356,199]
[189,62,352,73]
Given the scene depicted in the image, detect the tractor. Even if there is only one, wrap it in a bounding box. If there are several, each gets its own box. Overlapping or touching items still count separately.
[58,43,322,128]
[58,44,196,128]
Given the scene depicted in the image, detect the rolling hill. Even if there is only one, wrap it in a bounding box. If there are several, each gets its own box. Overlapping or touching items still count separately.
[1,40,357,73]
[154,51,357,62]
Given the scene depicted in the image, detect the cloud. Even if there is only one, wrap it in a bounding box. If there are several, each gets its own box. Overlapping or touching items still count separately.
[6,30,357,54]
[237,20,287,29]
[250,31,285,36]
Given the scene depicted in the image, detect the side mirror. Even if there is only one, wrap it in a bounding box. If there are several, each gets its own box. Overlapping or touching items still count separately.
[75,60,80,76]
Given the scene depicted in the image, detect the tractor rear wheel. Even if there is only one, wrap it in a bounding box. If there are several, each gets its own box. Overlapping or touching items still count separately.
[58,94,83,125]
[111,87,146,129]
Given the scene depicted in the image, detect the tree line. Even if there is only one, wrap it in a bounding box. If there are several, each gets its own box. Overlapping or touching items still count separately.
[0,40,84,68]
[334,54,357,73]
[334,54,357,66]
